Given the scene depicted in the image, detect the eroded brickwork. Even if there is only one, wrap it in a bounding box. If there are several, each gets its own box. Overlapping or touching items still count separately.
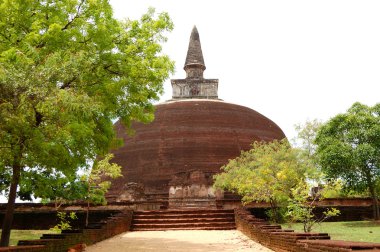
[235,208,380,252]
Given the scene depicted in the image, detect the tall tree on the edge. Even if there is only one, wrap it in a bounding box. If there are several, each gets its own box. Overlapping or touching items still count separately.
[0,1,174,246]
[315,102,380,220]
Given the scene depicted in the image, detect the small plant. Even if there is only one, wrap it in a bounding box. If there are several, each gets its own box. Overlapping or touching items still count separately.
[286,184,340,232]
[50,211,77,232]
[83,153,122,227]
[266,207,287,224]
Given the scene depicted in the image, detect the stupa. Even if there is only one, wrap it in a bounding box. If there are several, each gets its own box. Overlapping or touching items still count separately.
[106,26,286,208]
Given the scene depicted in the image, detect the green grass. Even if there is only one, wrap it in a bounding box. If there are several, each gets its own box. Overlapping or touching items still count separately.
[0,230,58,246]
[282,221,380,243]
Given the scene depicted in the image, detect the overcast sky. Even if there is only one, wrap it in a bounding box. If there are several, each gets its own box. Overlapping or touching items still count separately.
[3,1,379,204]
[109,0,380,141]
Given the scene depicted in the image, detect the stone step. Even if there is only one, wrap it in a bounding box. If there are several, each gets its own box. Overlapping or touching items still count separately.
[132,221,235,229]
[18,239,63,246]
[133,217,235,224]
[133,226,236,231]
[40,234,66,239]
[134,209,234,215]
[62,229,82,234]
[169,205,218,210]
[85,223,105,229]
[133,213,234,219]
[131,208,236,231]
[169,201,217,209]
[260,224,281,228]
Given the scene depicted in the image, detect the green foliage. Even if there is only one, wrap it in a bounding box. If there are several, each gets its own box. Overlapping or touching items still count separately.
[50,211,77,232]
[20,170,87,206]
[320,180,344,198]
[265,207,287,224]
[315,102,380,219]
[82,153,121,226]
[0,0,173,199]
[0,1,174,245]
[319,180,370,199]
[214,139,313,223]
[294,119,322,158]
[286,184,340,232]
[84,153,122,205]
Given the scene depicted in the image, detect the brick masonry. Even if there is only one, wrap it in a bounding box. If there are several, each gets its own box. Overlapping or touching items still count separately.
[1,206,379,251]
[108,100,285,204]
[0,210,133,252]
[0,199,377,230]
[235,208,380,252]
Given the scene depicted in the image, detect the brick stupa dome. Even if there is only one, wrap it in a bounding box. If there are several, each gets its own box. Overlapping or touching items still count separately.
[106,27,286,207]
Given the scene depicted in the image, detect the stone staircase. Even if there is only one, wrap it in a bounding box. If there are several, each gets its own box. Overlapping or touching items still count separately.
[169,198,217,209]
[132,209,235,231]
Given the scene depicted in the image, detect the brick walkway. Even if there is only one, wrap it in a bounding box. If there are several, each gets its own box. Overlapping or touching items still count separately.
[86,230,273,252]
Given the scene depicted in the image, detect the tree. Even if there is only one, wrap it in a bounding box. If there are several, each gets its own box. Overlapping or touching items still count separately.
[17,167,87,205]
[0,1,174,246]
[293,119,323,186]
[286,183,340,232]
[83,153,121,227]
[315,102,380,220]
[214,139,313,223]
[50,211,78,232]
[293,119,322,158]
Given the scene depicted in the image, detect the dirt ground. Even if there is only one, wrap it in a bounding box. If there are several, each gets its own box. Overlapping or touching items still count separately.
[86,230,273,252]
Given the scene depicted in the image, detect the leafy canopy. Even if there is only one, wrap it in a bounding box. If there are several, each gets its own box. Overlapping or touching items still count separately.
[84,153,122,206]
[286,183,340,232]
[0,0,174,199]
[293,119,322,159]
[315,102,380,192]
[0,1,174,245]
[315,102,380,219]
[214,139,313,207]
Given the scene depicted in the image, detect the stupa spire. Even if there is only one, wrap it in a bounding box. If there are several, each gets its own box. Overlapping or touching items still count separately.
[184,26,206,78]
[170,26,219,100]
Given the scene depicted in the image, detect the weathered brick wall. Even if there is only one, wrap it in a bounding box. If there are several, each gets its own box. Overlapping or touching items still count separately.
[0,246,45,252]
[3,204,370,230]
[0,203,128,230]
[0,210,133,252]
[0,211,118,230]
[313,206,374,221]
[249,205,374,222]
[235,208,380,252]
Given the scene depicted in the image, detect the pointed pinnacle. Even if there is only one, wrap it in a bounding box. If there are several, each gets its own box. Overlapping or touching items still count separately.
[184,26,206,70]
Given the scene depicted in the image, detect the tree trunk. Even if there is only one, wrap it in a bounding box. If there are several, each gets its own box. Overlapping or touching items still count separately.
[86,200,89,227]
[369,183,380,220]
[371,197,379,220]
[0,164,21,247]
[86,182,90,227]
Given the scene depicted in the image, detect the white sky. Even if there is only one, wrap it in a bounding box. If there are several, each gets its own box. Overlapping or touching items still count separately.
[110,0,380,140]
[3,1,379,203]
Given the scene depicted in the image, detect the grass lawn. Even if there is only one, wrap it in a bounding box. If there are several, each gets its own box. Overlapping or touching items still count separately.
[283,221,380,243]
[0,230,58,246]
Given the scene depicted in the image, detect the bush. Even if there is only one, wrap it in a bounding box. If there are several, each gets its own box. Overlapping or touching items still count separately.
[50,211,77,232]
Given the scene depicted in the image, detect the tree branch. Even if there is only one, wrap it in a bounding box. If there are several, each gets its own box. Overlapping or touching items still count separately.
[104,65,122,75]
[0,31,11,42]
[61,0,85,31]
[60,76,78,89]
